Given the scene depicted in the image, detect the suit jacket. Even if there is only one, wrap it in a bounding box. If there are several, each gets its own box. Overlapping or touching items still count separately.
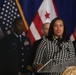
[32,38,43,63]
[0,32,32,75]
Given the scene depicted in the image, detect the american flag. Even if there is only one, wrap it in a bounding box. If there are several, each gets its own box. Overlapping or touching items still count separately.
[0,0,21,38]
[0,0,76,45]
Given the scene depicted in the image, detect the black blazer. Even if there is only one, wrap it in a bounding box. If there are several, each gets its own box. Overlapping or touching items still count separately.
[32,38,43,63]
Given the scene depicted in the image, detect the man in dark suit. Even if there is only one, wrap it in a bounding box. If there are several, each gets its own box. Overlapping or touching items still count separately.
[31,23,50,75]
[0,18,32,75]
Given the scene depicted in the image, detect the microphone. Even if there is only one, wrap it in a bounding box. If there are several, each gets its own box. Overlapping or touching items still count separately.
[52,36,62,59]
[57,36,62,50]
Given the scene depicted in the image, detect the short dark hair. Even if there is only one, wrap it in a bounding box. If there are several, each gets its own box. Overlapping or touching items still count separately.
[12,18,23,26]
[48,17,69,42]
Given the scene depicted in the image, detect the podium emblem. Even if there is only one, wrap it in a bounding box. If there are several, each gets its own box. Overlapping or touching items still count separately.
[61,66,76,75]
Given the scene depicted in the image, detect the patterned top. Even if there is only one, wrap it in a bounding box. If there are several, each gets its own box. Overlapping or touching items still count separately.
[33,37,75,75]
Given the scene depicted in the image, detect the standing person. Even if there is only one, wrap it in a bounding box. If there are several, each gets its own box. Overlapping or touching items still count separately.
[0,18,32,75]
[33,17,75,75]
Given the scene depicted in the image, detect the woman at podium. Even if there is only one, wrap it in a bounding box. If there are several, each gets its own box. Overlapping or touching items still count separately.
[33,17,75,75]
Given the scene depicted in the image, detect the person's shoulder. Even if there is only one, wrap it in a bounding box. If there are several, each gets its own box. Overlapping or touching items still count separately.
[4,32,15,39]
[1,34,10,41]
[64,39,75,46]
[35,38,43,43]
[5,33,16,40]
[33,38,43,45]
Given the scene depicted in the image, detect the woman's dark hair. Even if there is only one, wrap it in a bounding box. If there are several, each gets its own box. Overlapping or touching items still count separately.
[48,17,69,42]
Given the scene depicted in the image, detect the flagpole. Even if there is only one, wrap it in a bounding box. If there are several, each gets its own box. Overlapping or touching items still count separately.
[15,0,29,30]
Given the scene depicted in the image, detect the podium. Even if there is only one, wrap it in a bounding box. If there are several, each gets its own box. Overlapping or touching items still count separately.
[37,58,76,75]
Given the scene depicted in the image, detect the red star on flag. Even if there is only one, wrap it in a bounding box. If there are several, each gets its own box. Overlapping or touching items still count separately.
[45,11,50,19]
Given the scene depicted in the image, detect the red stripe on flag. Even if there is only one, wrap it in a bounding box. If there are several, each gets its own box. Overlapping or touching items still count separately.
[26,29,36,45]
[73,32,76,40]
[33,12,43,37]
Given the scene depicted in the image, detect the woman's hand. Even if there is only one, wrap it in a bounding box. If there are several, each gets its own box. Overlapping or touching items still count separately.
[37,64,43,70]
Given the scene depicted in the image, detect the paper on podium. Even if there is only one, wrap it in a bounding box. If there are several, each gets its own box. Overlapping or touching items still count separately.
[37,58,76,74]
